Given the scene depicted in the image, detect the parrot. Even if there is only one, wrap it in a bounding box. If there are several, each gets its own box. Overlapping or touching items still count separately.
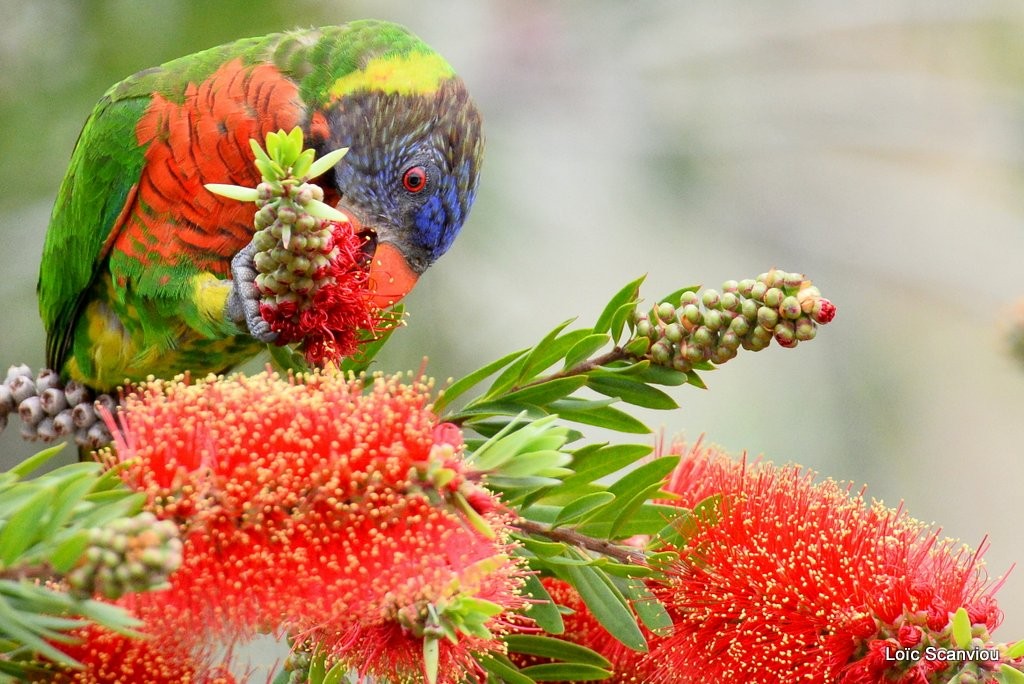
[36,19,483,393]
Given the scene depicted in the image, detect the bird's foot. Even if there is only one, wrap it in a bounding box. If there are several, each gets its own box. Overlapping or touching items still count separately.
[227,242,278,343]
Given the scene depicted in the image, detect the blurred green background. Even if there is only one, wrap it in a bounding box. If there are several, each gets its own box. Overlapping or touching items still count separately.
[2,0,1024,662]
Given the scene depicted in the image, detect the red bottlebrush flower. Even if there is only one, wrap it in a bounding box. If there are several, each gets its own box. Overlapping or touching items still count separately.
[100,369,526,683]
[643,439,1004,684]
[35,625,235,684]
[259,219,388,366]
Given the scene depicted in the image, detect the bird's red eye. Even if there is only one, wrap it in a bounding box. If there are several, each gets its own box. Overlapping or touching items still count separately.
[402,166,427,193]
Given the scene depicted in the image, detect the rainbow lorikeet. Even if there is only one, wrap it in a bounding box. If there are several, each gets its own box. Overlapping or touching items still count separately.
[37,20,483,393]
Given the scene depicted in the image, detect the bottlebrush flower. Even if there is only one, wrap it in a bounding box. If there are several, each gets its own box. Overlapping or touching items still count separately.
[34,625,235,684]
[99,369,526,683]
[643,439,1009,684]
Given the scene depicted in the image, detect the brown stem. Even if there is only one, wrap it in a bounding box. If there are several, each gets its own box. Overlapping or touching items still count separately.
[513,517,646,566]
[0,561,61,583]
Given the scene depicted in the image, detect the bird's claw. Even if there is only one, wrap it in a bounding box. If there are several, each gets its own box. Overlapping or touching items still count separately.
[227,242,278,343]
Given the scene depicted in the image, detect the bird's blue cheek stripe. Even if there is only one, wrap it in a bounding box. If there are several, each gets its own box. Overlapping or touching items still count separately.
[415,181,464,261]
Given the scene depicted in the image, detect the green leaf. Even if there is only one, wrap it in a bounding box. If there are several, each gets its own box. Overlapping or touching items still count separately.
[307,146,349,180]
[423,636,439,684]
[553,492,616,527]
[477,654,536,684]
[1001,665,1024,684]
[609,482,669,538]
[586,375,677,410]
[562,333,611,371]
[564,564,647,651]
[203,183,259,202]
[548,399,650,434]
[502,376,588,408]
[634,364,689,386]
[449,402,549,424]
[951,607,972,649]
[498,451,572,478]
[0,486,51,565]
[8,443,67,479]
[608,301,639,345]
[506,635,610,668]
[267,343,310,374]
[516,327,592,384]
[436,347,531,414]
[566,444,653,484]
[686,370,708,390]
[594,276,645,335]
[518,663,612,681]
[658,284,701,307]
[519,574,564,634]
[1006,640,1024,660]
[483,321,574,398]
[619,578,673,636]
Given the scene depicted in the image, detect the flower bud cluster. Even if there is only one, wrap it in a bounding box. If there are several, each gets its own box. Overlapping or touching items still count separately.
[634,269,836,373]
[251,178,341,324]
[0,364,113,447]
[67,512,183,600]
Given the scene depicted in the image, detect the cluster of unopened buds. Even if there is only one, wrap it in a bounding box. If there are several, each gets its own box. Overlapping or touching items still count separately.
[209,127,382,365]
[0,364,112,447]
[66,512,183,600]
[635,269,836,372]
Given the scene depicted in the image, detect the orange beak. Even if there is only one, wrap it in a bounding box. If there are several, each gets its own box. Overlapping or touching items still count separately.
[367,241,419,309]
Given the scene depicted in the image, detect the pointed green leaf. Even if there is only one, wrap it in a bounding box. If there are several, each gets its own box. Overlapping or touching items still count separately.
[268,343,311,374]
[291,148,316,179]
[8,443,66,479]
[501,376,588,408]
[608,301,640,345]
[594,276,645,335]
[505,634,611,668]
[249,138,272,165]
[553,492,616,527]
[609,481,670,538]
[306,199,349,222]
[477,654,535,684]
[515,321,586,383]
[435,347,530,414]
[0,486,51,564]
[586,375,677,410]
[1001,665,1024,684]
[307,147,349,180]
[686,370,708,390]
[564,564,647,651]
[518,663,612,681]
[549,399,650,434]
[1006,640,1024,660]
[49,530,91,574]
[423,636,439,684]
[619,578,673,636]
[519,574,564,634]
[951,607,972,649]
[634,364,689,386]
[204,183,259,202]
[562,333,611,371]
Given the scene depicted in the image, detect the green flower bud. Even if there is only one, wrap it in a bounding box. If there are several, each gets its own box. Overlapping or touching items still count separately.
[741,299,759,321]
[289,255,312,275]
[783,271,804,291]
[277,206,298,225]
[679,290,699,307]
[664,323,684,343]
[795,317,817,341]
[774,319,797,347]
[682,304,702,326]
[721,279,739,293]
[764,287,784,308]
[757,306,779,330]
[729,316,751,337]
[252,229,276,251]
[636,319,653,339]
[704,310,724,331]
[711,346,736,364]
[671,357,691,374]
[656,302,676,322]
[750,281,768,300]
[701,289,720,309]
[737,279,755,297]
[750,325,773,346]
[651,340,673,365]
[291,277,315,295]
[779,296,802,320]
[253,251,275,272]
[295,214,317,232]
[719,330,741,350]
[692,326,716,348]
[683,342,706,364]
[720,292,740,311]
